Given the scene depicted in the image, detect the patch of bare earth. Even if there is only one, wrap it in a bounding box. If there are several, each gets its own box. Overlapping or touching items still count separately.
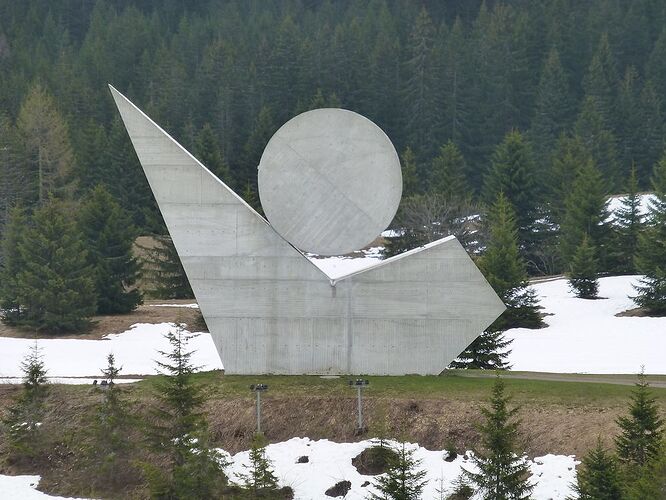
[0,300,207,340]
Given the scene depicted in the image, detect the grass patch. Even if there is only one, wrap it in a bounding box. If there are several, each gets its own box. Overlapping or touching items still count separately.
[132,370,666,407]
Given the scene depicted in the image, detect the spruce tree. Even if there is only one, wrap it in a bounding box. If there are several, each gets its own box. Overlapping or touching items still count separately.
[610,166,643,274]
[633,154,666,315]
[482,130,540,252]
[370,442,428,500]
[615,371,663,470]
[572,439,624,500]
[143,323,228,499]
[139,234,193,300]
[0,206,27,324]
[195,123,231,186]
[78,185,142,314]
[89,353,136,491]
[453,193,541,369]
[238,433,280,496]
[464,376,533,500]
[430,140,470,200]
[16,199,96,332]
[568,235,599,299]
[559,160,609,268]
[2,342,49,460]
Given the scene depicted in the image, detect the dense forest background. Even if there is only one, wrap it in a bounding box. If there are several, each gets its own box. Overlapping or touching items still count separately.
[0,0,665,245]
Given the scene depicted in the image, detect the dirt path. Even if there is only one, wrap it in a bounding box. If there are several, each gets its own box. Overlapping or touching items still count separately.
[453,370,666,387]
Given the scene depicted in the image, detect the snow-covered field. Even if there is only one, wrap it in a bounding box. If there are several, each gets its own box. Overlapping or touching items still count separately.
[0,323,222,382]
[0,438,578,500]
[506,275,666,374]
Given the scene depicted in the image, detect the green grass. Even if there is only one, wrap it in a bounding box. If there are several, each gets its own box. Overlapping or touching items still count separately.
[132,369,666,407]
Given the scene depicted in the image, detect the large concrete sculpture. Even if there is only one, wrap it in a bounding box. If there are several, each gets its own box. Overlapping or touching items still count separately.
[110,85,505,375]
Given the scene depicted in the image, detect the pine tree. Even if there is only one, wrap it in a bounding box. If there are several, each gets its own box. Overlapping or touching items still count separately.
[572,439,624,500]
[2,342,49,460]
[430,140,470,200]
[559,160,609,268]
[143,323,228,499]
[241,106,276,191]
[615,370,663,470]
[453,193,541,369]
[0,206,27,324]
[16,199,96,332]
[464,376,533,499]
[482,130,540,252]
[139,234,193,300]
[400,147,420,197]
[370,442,428,500]
[633,154,666,315]
[568,235,599,299]
[78,185,142,314]
[238,433,280,495]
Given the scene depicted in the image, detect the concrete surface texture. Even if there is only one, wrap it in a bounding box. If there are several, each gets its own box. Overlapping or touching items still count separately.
[110,85,505,375]
[258,108,402,256]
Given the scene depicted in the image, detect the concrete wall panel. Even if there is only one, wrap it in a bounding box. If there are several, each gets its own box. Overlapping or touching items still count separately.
[110,86,505,375]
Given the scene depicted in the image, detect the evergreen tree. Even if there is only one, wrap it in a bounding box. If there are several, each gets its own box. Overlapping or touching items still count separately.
[464,376,533,499]
[240,106,276,191]
[0,206,27,324]
[195,123,231,185]
[633,154,666,315]
[559,160,609,268]
[78,185,142,314]
[16,83,74,205]
[615,370,664,470]
[574,96,621,191]
[89,353,136,491]
[400,147,420,197]
[531,47,573,160]
[1,342,49,460]
[453,194,541,370]
[370,442,428,500]
[548,135,593,226]
[572,439,624,500]
[626,449,666,500]
[482,130,540,252]
[582,33,618,127]
[238,433,280,496]
[610,166,643,274]
[15,199,96,332]
[430,140,470,200]
[568,235,599,299]
[143,323,228,498]
[403,7,438,164]
[139,234,193,300]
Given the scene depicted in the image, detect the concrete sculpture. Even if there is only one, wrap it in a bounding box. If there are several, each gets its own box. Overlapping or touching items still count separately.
[109,85,505,375]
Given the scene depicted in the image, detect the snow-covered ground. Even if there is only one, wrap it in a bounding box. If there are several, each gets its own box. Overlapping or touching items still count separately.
[226,438,578,500]
[1,438,578,500]
[0,323,222,382]
[506,275,666,374]
[0,475,87,499]
[307,246,383,279]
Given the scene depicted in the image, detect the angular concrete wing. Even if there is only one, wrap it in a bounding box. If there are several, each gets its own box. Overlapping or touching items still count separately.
[109,85,505,375]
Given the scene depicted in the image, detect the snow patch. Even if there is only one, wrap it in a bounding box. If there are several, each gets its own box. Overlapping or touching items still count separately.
[506,275,666,374]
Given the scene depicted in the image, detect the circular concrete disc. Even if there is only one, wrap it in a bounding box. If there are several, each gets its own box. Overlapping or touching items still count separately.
[258,108,402,256]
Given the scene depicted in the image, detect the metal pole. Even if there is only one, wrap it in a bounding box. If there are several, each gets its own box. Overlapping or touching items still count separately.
[357,385,363,430]
[256,390,262,434]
